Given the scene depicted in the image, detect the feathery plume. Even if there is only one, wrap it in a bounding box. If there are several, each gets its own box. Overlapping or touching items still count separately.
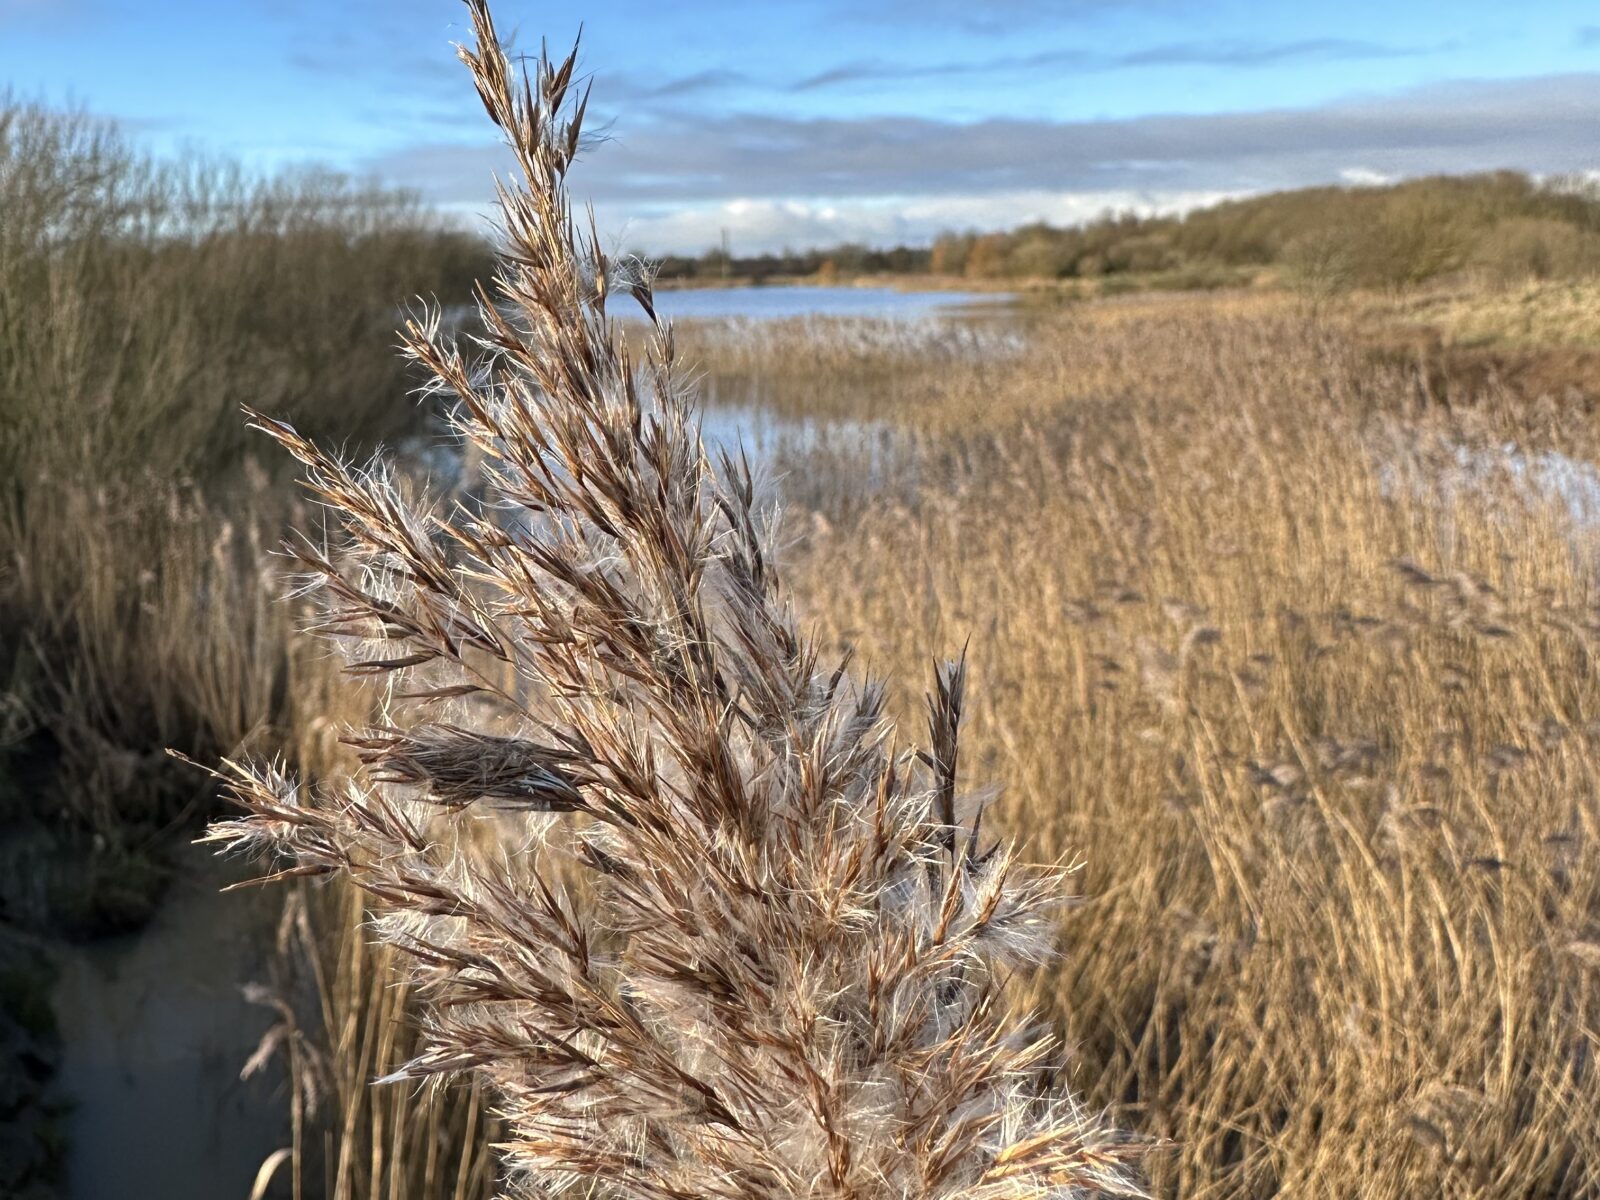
[204,4,1142,1195]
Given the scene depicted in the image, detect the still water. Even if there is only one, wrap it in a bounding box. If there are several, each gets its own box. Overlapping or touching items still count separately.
[647,284,1008,321]
[52,846,289,1198]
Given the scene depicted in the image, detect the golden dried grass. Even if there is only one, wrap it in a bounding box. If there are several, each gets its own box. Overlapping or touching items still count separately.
[775,304,1600,1197]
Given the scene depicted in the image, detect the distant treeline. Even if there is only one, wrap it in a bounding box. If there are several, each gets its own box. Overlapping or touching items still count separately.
[650,172,1600,290]
[653,243,932,283]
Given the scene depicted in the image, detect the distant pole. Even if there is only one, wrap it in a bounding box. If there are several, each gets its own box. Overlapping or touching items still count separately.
[721,227,731,279]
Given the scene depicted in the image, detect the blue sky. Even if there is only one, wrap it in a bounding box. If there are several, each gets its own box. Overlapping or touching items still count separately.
[3,0,1598,252]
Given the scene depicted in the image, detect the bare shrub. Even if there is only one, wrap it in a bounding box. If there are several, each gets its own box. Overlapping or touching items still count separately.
[0,90,489,925]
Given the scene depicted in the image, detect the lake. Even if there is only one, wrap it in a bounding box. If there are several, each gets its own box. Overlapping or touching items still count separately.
[648,284,1010,321]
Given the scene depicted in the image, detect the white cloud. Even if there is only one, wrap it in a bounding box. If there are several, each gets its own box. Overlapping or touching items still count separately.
[1338,166,1394,186]
[589,189,1239,255]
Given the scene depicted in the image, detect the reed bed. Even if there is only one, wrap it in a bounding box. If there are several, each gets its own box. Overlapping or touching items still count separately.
[1380,279,1600,351]
[0,474,368,931]
[241,883,501,1200]
[274,292,1600,1200]
[772,307,1600,1197]
[0,78,485,1198]
[674,314,1029,423]
[0,94,486,931]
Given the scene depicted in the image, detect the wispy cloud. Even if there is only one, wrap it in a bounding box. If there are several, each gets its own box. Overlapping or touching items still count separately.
[793,36,1439,90]
[641,68,750,98]
[827,0,1189,36]
[595,188,1238,255]
[0,0,88,30]
[284,29,742,119]
[1124,36,1442,68]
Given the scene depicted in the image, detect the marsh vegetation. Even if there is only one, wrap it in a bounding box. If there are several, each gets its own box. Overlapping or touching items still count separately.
[5,14,1600,1197]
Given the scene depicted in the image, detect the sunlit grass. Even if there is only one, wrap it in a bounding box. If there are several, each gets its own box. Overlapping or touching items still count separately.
[771,303,1600,1197]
